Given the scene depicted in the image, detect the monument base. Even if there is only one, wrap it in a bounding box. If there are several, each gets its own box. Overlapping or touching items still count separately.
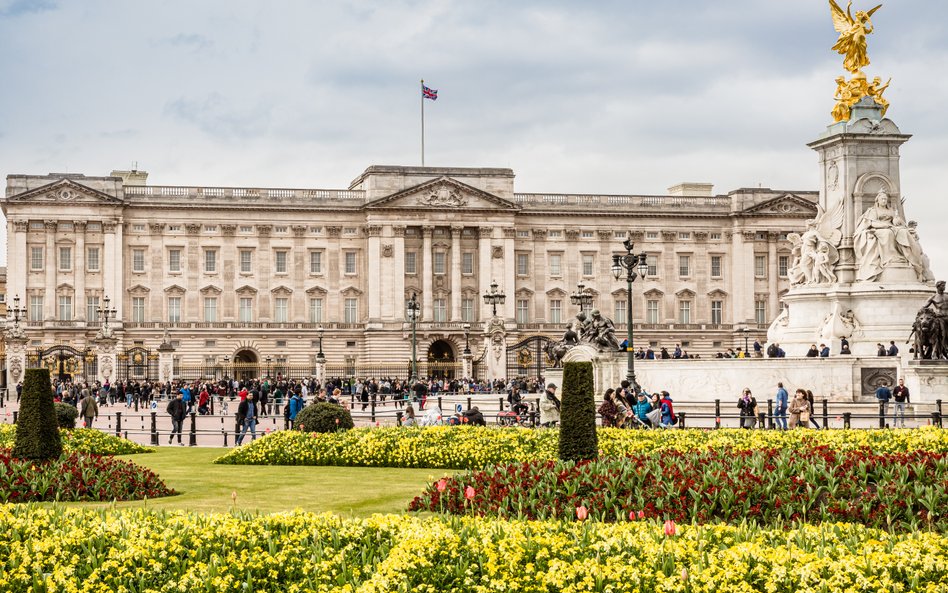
[769,282,933,358]
[904,360,948,405]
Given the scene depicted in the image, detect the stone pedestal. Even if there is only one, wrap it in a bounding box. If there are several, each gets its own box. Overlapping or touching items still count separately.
[484,317,507,382]
[904,360,948,404]
[5,333,28,389]
[157,340,175,384]
[94,336,118,385]
[461,352,473,380]
[314,356,326,385]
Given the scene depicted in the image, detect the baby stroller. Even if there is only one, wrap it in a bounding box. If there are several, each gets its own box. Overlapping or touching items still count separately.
[497,401,533,427]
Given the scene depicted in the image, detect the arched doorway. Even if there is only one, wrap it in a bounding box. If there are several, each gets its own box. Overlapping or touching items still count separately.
[426,340,456,379]
[233,349,259,382]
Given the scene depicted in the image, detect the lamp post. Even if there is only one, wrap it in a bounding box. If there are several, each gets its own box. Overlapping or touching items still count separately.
[611,231,649,392]
[406,292,420,383]
[463,323,471,355]
[316,325,325,361]
[222,355,230,386]
[264,355,272,379]
[97,295,116,334]
[482,280,506,317]
[742,327,750,356]
[569,282,594,313]
[9,295,25,333]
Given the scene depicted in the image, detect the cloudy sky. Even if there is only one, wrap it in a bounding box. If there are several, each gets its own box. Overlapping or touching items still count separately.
[1,0,947,277]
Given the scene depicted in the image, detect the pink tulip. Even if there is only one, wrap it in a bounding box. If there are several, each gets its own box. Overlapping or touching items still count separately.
[575,505,588,521]
[436,478,448,492]
[628,510,636,521]
[335,418,340,425]
[664,520,677,536]
[464,486,475,500]
[637,510,645,519]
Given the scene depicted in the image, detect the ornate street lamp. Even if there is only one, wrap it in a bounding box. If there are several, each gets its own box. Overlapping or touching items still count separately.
[8,295,26,332]
[462,323,471,355]
[264,355,272,379]
[97,295,117,334]
[570,282,594,313]
[483,280,506,317]
[742,326,750,355]
[406,293,421,383]
[612,231,649,392]
[316,324,326,362]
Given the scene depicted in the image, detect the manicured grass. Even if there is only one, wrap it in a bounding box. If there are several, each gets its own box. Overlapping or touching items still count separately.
[67,447,445,515]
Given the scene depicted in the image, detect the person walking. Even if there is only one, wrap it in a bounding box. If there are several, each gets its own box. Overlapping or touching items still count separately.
[875,380,893,427]
[235,394,259,446]
[737,388,757,429]
[805,390,821,429]
[166,392,186,445]
[79,388,98,428]
[893,378,910,428]
[788,389,809,429]
[774,382,789,430]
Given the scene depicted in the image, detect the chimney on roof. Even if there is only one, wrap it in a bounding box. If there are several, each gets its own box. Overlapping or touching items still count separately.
[667,182,713,197]
[111,168,148,186]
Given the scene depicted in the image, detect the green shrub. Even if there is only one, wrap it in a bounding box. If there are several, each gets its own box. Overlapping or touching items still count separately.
[54,403,79,429]
[13,368,62,460]
[558,361,598,462]
[294,402,354,433]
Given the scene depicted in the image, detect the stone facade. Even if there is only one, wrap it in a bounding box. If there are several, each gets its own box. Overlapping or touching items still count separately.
[3,165,816,381]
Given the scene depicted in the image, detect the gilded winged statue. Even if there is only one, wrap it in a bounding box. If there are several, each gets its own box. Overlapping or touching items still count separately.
[829,0,882,74]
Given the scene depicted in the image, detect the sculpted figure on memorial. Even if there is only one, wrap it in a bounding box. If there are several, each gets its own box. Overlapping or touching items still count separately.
[586,309,621,351]
[787,200,843,286]
[913,281,948,359]
[854,189,931,282]
[829,0,882,74]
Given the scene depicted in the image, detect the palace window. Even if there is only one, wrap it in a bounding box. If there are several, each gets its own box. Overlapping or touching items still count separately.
[204,249,217,273]
[58,295,72,321]
[517,253,529,275]
[549,254,562,276]
[30,247,44,271]
[646,299,660,324]
[581,230,594,239]
[755,300,767,325]
[548,230,562,238]
[678,300,691,324]
[168,297,181,323]
[87,296,100,323]
[344,252,357,275]
[516,299,529,324]
[754,255,767,278]
[778,255,790,277]
[132,249,145,273]
[646,231,659,239]
[344,298,358,323]
[434,252,446,275]
[711,255,722,278]
[614,300,627,324]
[58,246,72,271]
[169,249,182,272]
[582,254,594,276]
[646,255,658,277]
[275,250,288,274]
[462,252,474,275]
[310,251,322,274]
[517,230,530,238]
[132,297,145,323]
[678,232,691,240]
[711,300,723,324]
[462,298,474,322]
[87,247,100,272]
[678,255,691,278]
[29,296,43,321]
[405,252,417,275]
[274,298,288,322]
[239,250,252,273]
[239,298,253,322]
[309,298,323,323]
[549,299,562,324]
[433,298,447,322]
[204,297,218,322]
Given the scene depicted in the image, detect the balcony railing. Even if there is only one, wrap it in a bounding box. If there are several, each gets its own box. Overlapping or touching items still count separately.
[124,185,365,203]
[514,193,732,211]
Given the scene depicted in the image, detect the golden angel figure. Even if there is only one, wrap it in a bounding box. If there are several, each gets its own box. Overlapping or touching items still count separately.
[829,0,882,74]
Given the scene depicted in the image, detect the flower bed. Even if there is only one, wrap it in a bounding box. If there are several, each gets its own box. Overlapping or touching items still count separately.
[0,507,945,591]
[409,447,948,531]
[215,425,948,469]
[0,449,174,502]
[0,424,151,455]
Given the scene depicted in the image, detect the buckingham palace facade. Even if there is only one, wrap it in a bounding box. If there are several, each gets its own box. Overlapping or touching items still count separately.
[3,164,818,381]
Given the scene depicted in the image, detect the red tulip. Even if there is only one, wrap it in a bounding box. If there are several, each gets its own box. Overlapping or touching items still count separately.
[436,478,448,492]
[637,510,645,519]
[664,520,677,536]
[335,418,340,425]
[575,505,588,521]
[464,486,475,500]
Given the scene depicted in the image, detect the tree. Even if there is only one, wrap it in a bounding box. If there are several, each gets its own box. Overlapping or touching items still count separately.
[13,368,62,460]
[294,402,354,433]
[558,361,598,462]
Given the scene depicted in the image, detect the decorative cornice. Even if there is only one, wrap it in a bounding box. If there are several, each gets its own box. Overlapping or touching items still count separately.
[326,226,342,238]
[258,225,273,238]
[597,229,612,241]
[149,222,165,235]
[393,225,407,237]
[693,231,708,242]
[565,229,580,241]
[221,224,237,237]
[185,223,202,235]
[503,228,517,239]
[450,225,464,237]
[291,225,307,237]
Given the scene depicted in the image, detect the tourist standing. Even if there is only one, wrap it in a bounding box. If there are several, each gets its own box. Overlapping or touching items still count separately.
[774,382,789,430]
[737,388,757,429]
[598,389,619,427]
[788,389,809,429]
[539,383,561,427]
[79,388,98,428]
[875,380,892,427]
[893,378,910,428]
[166,392,186,445]
[235,394,259,446]
[805,390,821,429]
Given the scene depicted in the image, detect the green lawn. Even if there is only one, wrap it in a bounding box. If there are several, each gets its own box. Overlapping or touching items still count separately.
[70,448,447,515]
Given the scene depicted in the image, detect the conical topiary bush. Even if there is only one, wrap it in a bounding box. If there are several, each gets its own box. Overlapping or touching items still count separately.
[13,368,62,460]
[558,361,598,462]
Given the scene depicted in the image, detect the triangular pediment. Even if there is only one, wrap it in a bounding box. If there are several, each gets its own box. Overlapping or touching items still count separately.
[6,178,123,205]
[364,177,519,211]
[743,194,818,217]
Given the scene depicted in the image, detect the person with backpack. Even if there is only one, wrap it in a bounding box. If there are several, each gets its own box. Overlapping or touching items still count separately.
[659,391,677,427]
[166,392,186,445]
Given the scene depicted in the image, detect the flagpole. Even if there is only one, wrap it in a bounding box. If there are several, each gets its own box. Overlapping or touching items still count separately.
[420,79,425,167]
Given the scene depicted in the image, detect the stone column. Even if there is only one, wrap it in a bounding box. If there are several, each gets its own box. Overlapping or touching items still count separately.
[103,221,118,320]
[503,228,516,320]
[485,325,507,382]
[767,231,779,321]
[10,221,28,305]
[393,226,406,321]
[74,221,87,320]
[533,229,548,322]
[450,225,462,321]
[44,220,56,320]
[421,225,434,320]
[366,225,382,321]
[95,335,118,385]
[477,227,493,320]
[5,334,28,390]
[112,220,124,321]
[157,339,176,384]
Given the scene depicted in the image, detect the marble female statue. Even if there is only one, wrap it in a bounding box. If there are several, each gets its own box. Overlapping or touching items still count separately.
[854,189,929,281]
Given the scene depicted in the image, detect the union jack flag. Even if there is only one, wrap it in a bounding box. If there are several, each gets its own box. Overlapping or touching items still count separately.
[422,85,438,100]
